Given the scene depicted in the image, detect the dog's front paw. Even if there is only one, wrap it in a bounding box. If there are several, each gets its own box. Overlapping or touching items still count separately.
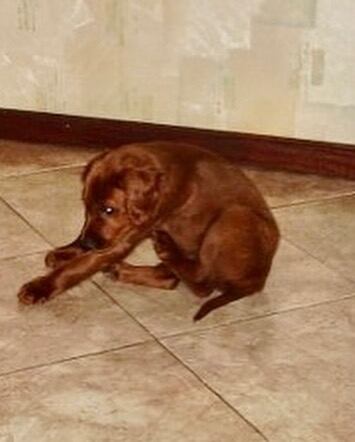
[18,276,53,305]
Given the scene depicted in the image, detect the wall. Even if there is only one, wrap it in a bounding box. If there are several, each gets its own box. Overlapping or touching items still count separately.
[0,0,354,144]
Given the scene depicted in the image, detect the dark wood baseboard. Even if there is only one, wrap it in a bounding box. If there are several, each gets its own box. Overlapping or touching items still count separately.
[1,108,355,179]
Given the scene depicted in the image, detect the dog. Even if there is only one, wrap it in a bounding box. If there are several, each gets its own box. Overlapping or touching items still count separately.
[18,141,279,320]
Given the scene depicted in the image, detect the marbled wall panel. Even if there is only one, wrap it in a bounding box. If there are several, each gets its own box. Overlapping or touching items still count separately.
[0,0,354,144]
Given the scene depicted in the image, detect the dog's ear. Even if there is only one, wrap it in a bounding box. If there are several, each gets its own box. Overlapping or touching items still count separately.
[121,165,163,226]
[81,151,109,182]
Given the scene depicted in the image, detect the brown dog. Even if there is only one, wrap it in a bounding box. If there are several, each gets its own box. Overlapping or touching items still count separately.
[18,142,279,320]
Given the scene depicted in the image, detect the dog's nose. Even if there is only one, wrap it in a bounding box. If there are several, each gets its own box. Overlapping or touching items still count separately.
[79,236,98,251]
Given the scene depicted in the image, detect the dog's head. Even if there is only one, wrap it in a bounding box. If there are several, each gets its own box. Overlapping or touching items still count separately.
[79,149,164,250]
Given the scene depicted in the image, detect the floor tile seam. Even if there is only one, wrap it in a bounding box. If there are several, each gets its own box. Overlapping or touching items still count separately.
[271,190,355,211]
[3,277,268,442]
[3,244,354,365]
[6,278,353,438]
[94,281,270,440]
[0,248,51,263]
[0,339,152,380]
[0,195,55,247]
[0,163,87,181]
[91,280,160,339]
[157,339,270,441]
[92,274,355,344]
[282,237,355,287]
[157,292,355,342]
[155,293,355,441]
[2,262,353,383]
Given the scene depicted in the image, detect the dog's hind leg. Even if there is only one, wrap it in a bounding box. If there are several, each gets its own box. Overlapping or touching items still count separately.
[152,230,213,298]
[107,262,179,290]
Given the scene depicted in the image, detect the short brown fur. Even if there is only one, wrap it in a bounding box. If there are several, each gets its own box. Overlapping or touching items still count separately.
[18,142,279,320]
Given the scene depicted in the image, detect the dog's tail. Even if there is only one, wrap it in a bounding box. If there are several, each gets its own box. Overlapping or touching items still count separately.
[193,289,245,321]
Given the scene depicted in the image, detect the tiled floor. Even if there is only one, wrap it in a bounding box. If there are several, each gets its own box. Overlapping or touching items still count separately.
[1,141,355,442]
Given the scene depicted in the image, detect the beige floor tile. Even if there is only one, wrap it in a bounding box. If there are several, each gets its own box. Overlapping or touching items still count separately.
[275,195,355,282]
[243,167,355,208]
[0,139,101,178]
[0,168,84,246]
[0,342,265,442]
[0,253,150,374]
[94,239,354,337]
[0,198,48,259]
[163,297,355,442]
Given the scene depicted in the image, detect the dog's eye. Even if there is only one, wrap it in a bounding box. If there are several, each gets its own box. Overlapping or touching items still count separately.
[101,206,115,215]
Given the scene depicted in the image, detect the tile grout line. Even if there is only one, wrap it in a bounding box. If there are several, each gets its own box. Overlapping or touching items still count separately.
[0,195,55,248]
[1,282,354,440]
[93,281,270,441]
[271,189,355,211]
[283,237,355,287]
[92,280,355,432]
[90,276,355,344]
[0,339,152,379]
[158,340,270,442]
[1,216,353,359]
[2,276,354,441]
[0,162,88,180]
[0,248,51,263]
[3,266,353,381]
[156,292,355,342]
[91,282,355,440]
[2,161,355,205]
[3,273,272,439]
